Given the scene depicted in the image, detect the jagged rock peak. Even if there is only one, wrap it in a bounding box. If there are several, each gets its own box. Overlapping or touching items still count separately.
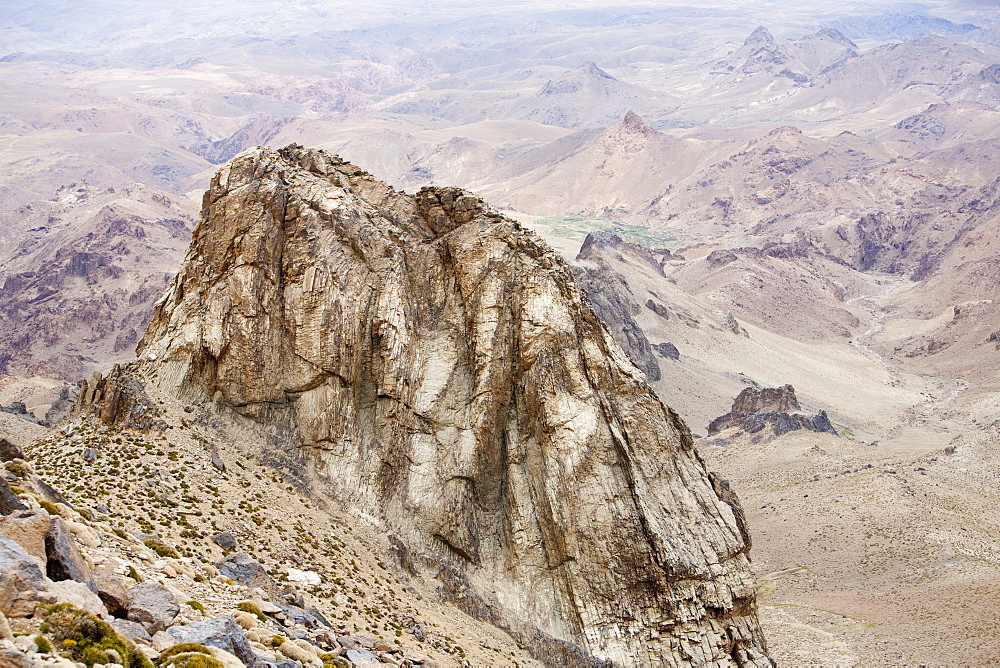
[541,61,618,95]
[578,60,614,79]
[95,145,773,666]
[732,384,800,413]
[619,110,655,134]
[745,26,775,46]
[812,27,858,48]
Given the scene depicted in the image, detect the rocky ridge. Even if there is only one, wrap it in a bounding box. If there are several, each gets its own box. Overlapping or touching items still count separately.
[78,145,771,666]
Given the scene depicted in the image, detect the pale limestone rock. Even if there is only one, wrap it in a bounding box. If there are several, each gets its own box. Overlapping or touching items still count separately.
[43,580,108,617]
[64,520,100,549]
[0,510,49,563]
[81,146,772,667]
[150,631,176,652]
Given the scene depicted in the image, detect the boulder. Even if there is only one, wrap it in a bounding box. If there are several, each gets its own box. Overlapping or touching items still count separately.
[0,535,48,617]
[110,617,152,644]
[0,648,31,668]
[345,648,381,666]
[0,510,49,561]
[126,582,179,633]
[26,475,71,508]
[0,439,24,462]
[42,580,108,617]
[45,517,97,591]
[0,480,25,516]
[166,615,257,667]
[151,630,176,652]
[285,568,320,586]
[275,602,328,629]
[92,572,129,617]
[211,531,238,552]
[216,552,279,598]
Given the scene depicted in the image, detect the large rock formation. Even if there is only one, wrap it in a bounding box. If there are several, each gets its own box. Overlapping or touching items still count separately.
[707,384,837,437]
[82,146,771,666]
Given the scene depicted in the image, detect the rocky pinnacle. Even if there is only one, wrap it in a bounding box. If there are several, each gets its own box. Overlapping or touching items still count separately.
[87,145,772,666]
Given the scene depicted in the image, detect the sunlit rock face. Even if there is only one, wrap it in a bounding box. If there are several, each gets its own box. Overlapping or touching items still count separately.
[112,145,771,666]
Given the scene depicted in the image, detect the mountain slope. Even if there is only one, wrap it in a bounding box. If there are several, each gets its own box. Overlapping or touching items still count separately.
[80,145,773,667]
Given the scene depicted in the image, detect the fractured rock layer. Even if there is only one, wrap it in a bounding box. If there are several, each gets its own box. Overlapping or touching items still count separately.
[87,145,771,666]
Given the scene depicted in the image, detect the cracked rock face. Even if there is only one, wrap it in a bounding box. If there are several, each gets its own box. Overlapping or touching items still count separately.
[118,145,770,666]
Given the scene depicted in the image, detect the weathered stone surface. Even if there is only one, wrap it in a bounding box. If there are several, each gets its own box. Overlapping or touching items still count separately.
[0,610,13,640]
[82,146,771,666]
[0,536,46,617]
[93,572,130,617]
[110,617,152,643]
[708,384,838,437]
[275,602,328,629]
[42,580,108,617]
[215,552,278,597]
[0,648,31,668]
[125,582,179,633]
[652,341,680,360]
[344,648,380,666]
[0,439,24,463]
[0,510,48,562]
[166,615,257,667]
[574,233,663,381]
[733,384,799,413]
[0,480,25,517]
[26,475,71,508]
[211,531,238,552]
[46,517,97,591]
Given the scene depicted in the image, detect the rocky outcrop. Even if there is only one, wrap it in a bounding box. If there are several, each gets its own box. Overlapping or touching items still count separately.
[81,146,771,666]
[708,384,837,437]
[574,231,669,382]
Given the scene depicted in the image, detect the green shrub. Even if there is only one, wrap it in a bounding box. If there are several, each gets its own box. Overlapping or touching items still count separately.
[270,635,287,647]
[39,500,60,515]
[126,566,142,582]
[160,654,223,668]
[235,601,267,622]
[144,539,180,559]
[39,602,152,668]
[35,635,53,653]
[4,461,29,477]
[157,643,215,664]
[185,600,206,614]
